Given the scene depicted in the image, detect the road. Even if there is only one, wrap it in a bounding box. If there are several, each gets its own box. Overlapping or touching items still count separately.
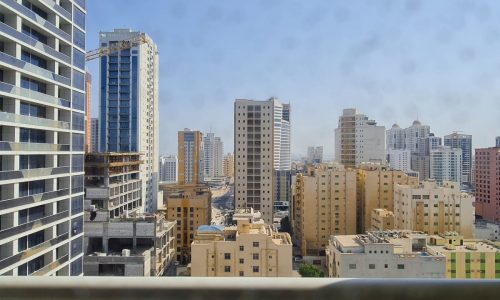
[211,184,234,225]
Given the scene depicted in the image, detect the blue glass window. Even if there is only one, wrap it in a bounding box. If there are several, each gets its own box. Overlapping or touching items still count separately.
[73,70,85,90]
[20,102,46,118]
[72,112,84,131]
[70,257,83,276]
[71,216,83,236]
[70,236,83,258]
[72,133,84,151]
[22,0,48,19]
[71,175,84,193]
[21,25,47,44]
[21,76,46,93]
[74,0,86,10]
[72,91,85,111]
[71,155,83,172]
[73,48,85,70]
[120,71,130,78]
[73,27,85,49]
[21,50,47,69]
[20,128,46,143]
[73,6,85,29]
[71,196,83,216]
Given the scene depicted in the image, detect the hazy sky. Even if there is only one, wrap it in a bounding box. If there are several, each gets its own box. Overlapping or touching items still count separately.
[87,0,500,157]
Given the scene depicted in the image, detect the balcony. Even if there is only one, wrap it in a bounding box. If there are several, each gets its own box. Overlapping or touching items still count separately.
[85,187,110,199]
[31,254,69,276]
[0,210,69,241]
[0,22,70,64]
[0,188,70,210]
[39,0,72,20]
[0,111,71,131]
[0,166,71,181]
[0,278,497,299]
[0,141,70,152]
[0,81,70,108]
[1,0,72,42]
[0,51,71,86]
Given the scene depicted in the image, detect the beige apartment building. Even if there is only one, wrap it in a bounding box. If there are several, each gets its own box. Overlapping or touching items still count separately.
[393,181,474,238]
[371,208,395,231]
[223,153,234,178]
[357,163,418,232]
[158,183,211,264]
[191,208,292,277]
[293,164,356,256]
[426,233,500,279]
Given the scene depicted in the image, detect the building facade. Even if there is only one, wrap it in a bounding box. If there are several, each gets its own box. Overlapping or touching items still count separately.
[90,118,98,153]
[234,98,291,224]
[178,129,203,185]
[430,146,462,185]
[0,0,86,276]
[293,164,356,256]
[98,29,159,213]
[387,148,412,173]
[191,208,292,277]
[158,183,211,264]
[444,133,472,186]
[326,231,446,278]
[84,71,91,152]
[475,220,500,241]
[393,181,474,238]
[356,163,418,233]
[202,132,223,179]
[474,147,500,222]
[159,155,177,183]
[222,153,234,178]
[334,108,385,168]
[306,146,323,164]
[496,137,500,147]
[370,208,394,231]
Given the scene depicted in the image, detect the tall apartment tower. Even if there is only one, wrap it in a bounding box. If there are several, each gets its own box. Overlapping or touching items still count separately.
[98,29,159,213]
[306,146,323,164]
[90,118,99,153]
[412,134,442,180]
[334,108,385,168]
[444,133,472,186]
[234,98,291,224]
[159,155,178,183]
[430,146,462,185]
[386,121,430,153]
[0,0,86,276]
[178,129,203,185]
[223,153,234,178]
[202,132,223,179]
[496,137,500,147]
[475,147,500,222]
[84,71,91,152]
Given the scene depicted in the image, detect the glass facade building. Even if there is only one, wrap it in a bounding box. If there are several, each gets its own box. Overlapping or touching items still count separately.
[0,0,85,276]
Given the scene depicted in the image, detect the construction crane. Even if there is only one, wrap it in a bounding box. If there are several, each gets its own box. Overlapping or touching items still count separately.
[85,33,151,61]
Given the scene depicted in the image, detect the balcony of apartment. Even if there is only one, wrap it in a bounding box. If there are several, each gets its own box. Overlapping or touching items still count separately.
[0,188,70,211]
[0,81,70,108]
[0,210,69,242]
[0,111,71,131]
[0,165,70,182]
[0,141,70,153]
[38,0,72,21]
[1,0,72,43]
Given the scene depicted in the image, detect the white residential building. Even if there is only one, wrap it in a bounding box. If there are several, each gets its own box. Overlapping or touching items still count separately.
[202,132,223,179]
[98,29,160,213]
[444,133,472,185]
[159,155,178,183]
[430,146,462,185]
[0,0,86,276]
[387,148,412,173]
[306,146,323,164]
[234,98,291,224]
[334,108,385,168]
[90,118,99,153]
[386,120,430,153]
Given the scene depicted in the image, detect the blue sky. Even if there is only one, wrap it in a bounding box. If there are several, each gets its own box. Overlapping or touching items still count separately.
[87,0,500,157]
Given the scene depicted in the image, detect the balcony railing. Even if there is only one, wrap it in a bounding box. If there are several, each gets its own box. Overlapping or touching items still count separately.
[0,210,69,241]
[0,111,71,130]
[39,0,72,20]
[0,188,70,210]
[0,141,70,152]
[0,278,497,300]
[0,81,71,108]
[0,166,71,181]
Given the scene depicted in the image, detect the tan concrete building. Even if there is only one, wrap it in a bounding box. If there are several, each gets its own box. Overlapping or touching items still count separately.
[293,164,356,256]
[223,153,234,178]
[371,208,394,231]
[178,129,203,185]
[426,232,500,279]
[393,181,474,238]
[326,231,446,278]
[356,163,418,232]
[191,208,292,277]
[158,183,211,264]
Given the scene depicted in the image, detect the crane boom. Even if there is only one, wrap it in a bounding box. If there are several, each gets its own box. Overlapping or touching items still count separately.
[85,33,149,61]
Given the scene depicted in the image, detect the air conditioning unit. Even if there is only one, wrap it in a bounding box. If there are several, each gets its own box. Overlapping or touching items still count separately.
[89,205,96,212]
[122,249,131,257]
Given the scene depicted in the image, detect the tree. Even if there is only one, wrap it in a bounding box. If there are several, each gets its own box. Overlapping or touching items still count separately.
[299,264,324,277]
[279,216,292,235]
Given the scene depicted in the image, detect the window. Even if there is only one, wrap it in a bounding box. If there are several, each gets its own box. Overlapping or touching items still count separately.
[384,264,388,269]
[239,271,244,277]
[239,246,244,251]
[239,258,244,264]
[224,253,231,260]
[253,242,259,247]
[73,70,85,90]
[224,266,231,273]
[252,266,259,273]
[349,264,356,270]
[397,264,405,270]
[369,264,376,269]
[253,253,259,260]
[73,27,85,49]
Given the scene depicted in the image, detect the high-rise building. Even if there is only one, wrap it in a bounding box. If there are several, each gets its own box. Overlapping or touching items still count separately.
[334,108,385,168]
[83,153,176,276]
[356,163,418,233]
[234,98,291,224]
[178,129,203,185]
[496,137,500,147]
[202,132,223,179]
[386,121,430,153]
[191,208,292,277]
[98,29,159,213]
[0,0,86,276]
[222,153,234,178]
[326,231,446,278]
[159,155,178,183]
[85,72,91,152]
[293,164,356,256]
[394,181,474,237]
[444,133,472,186]
[370,208,394,231]
[90,118,99,153]
[475,147,500,222]
[387,149,412,173]
[430,146,462,185]
[158,183,211,264]
[306,146,323,164]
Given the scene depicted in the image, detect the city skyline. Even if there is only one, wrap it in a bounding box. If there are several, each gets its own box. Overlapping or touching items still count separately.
[87,0,500,156]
